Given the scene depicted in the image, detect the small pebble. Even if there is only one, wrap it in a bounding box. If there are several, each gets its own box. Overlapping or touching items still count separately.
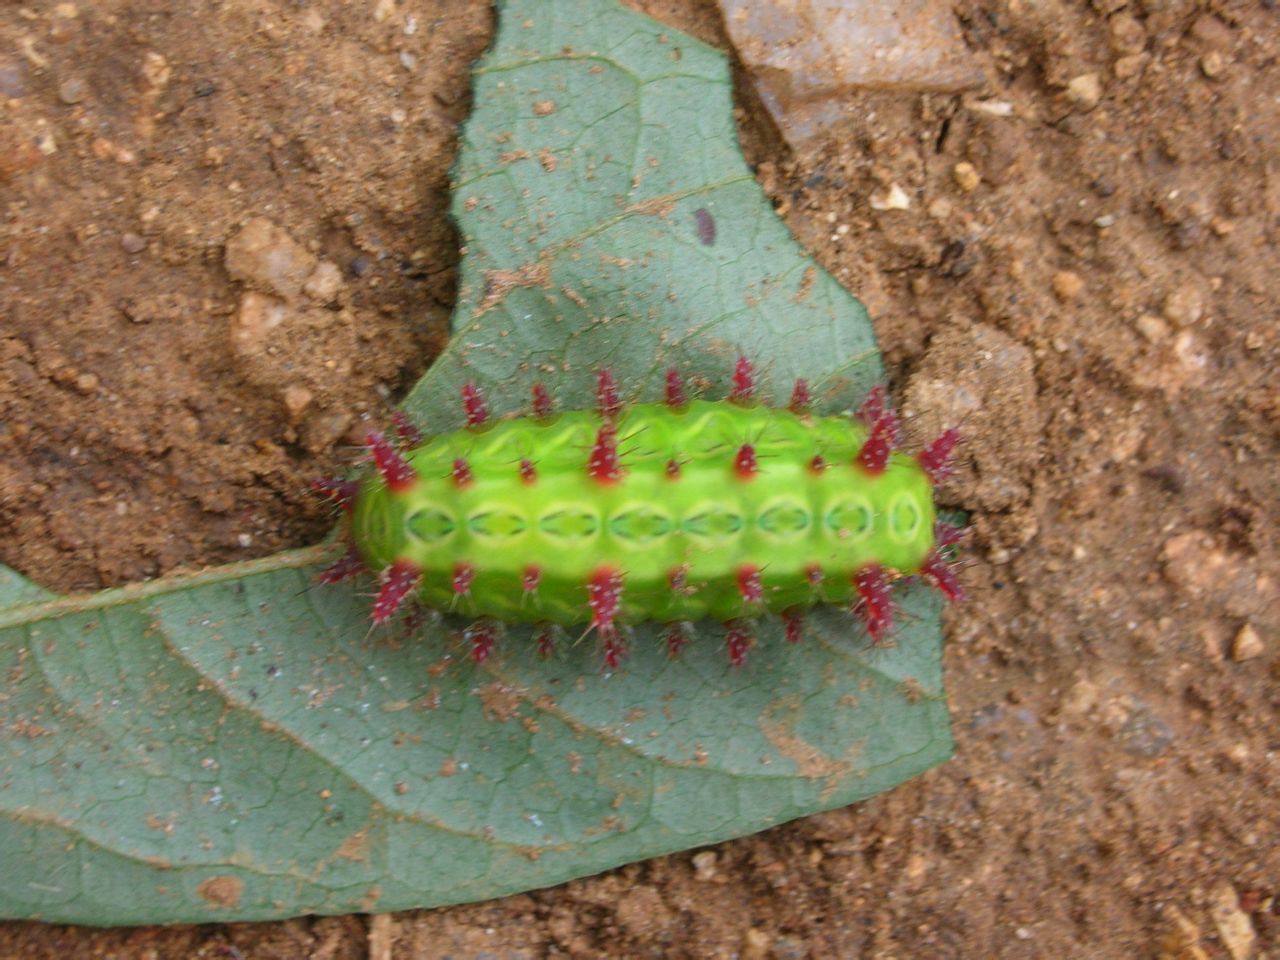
[927,198,952,219]
[953,161,980,192]
[741,928,771,960]
[1135,314,1169,343]
[1052,270,1084,302]
[1113,54,1146,80]
[1161,283,1204,326]
[225,218,318,299]
[869,183,910,211]
[1231,623,1263,662]
[1066,73,1102,111]
[1108,14,1146,56]
[121,232,147,254]
[74,372,99,395]
[57,76,87,104]
[691,850,718,882]
[1199,52,1225,78]
[303,260,344,303]
[0,59,27,100]
[282,384,314,421]
[302,410,354,454]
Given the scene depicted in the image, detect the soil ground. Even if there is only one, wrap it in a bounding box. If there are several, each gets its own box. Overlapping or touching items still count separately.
[2,0,1278,957]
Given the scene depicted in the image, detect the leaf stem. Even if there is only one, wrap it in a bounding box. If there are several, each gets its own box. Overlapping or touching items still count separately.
[0,543,341,629]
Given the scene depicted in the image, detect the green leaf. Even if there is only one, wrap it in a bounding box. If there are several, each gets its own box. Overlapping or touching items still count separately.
[0,0,951,925]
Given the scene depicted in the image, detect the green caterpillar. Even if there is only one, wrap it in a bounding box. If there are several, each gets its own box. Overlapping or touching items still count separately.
[314,359,962,667]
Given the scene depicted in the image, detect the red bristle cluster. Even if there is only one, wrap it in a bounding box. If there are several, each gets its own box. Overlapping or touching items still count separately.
[853,564,894,643]
[531,382,553,418]
[737,564,763,605]
[734,442,758,479]
[391,411,423,447]
[520,457,537,484]
[452,562,475,596]
[451,457,473,487]
[522,565,541,594]
[921,550,965,603]
[535,625,557,658]
[310,476,359,510]
[467,620,498,663]
[730,356,754,403]
[587,567,624,637]
[366,431,417,491]
[857,384,888,426]
[857,409,899,475]
[666,621,692,658]
[935,520,965,549]
[602,633,626,670]
[317,545,364,584]
[666,457,681,479]
[461,382,488,427]
[809,454,827,473]
[789,378,811,413]
[782,609,805,644]
[665,367,687,408]
[596,368,620,419]
[918,427,960,483]
[806,564,824,588]
[725,620,754,667]
[372,559,420,626]
[587,422,623,483]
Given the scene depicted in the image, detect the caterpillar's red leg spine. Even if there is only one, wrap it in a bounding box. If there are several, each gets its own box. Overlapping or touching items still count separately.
[921,549,966,603]
[372,559,420,626]
[789,378,811,413]
[725,620,754,666]
[317,545,364,584]
[853,564,894,643]
[390,411,423,447]
[587,423,623,483]
[366,432,417,491]
[461,382,489,427]
[310,477,359,510]
[730,356,754,403]
[596,368,621,420]
[918,427,960,483]
[665,368,687,408]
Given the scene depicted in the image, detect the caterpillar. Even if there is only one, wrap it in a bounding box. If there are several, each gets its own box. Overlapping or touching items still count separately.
[312,358,963,668]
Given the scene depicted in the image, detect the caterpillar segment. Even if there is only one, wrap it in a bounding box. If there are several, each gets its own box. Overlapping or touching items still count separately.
[315,358,964,667]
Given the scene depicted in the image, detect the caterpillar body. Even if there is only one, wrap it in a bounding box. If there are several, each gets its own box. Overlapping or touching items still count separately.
[313,359,963,668]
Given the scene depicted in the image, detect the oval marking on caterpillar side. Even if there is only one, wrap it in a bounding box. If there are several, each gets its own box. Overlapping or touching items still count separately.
[889,491,924,542]
[406,508,457,543]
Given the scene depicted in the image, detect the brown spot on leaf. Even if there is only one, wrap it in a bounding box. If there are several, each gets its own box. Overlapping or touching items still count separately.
[477,680,524,723]
[336,829,371,862]
[758,696,858,801]
[196,875,242,909]
[794,265,816,303]
[624,195,677,218]
[1,716,53,738]
[475,258,553,316]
